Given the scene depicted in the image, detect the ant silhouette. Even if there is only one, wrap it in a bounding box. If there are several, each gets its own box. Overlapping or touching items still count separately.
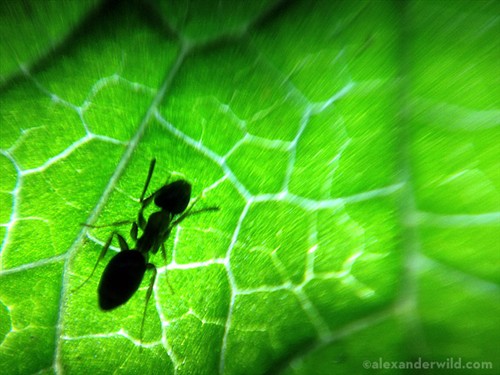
[77,158,219,342]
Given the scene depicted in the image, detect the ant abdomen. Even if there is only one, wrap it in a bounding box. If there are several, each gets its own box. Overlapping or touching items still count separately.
[98,251,147,310]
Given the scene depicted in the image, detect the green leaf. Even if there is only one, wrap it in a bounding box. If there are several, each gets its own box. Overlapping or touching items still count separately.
[1,0,499,374]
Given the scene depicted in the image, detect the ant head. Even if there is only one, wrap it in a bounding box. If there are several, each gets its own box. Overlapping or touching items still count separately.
[154,180,192,215]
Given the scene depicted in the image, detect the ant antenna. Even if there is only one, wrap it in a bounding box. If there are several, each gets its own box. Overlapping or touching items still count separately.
[139,264,157,352]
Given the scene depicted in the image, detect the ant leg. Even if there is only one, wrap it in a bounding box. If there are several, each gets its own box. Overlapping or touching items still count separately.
[116,233,130,252]
[165,196,201,227]
[130,222,138,241]
[139,263,157,350]
[73,232,129,291]
[170,206,220,228]
[81,220,134,228]
[137,206,148,231]
[137,159,157,230]
[137,193,156,230]
[161,243,167,263]
[140,159,156,202]
[161,243,175,294]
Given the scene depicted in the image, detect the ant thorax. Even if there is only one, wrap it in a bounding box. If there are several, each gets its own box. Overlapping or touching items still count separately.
[136,211,172,254]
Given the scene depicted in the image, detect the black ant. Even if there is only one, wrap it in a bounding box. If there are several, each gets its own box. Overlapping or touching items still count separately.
[77,158,219,342]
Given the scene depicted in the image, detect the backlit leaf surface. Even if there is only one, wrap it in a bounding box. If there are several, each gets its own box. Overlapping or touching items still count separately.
[1,1,499,374]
